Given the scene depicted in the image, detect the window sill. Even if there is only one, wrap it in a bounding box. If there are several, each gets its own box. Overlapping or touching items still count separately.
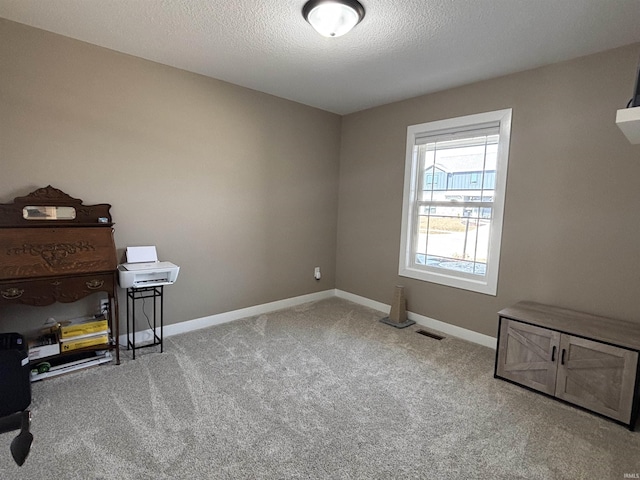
[399,265,497,296]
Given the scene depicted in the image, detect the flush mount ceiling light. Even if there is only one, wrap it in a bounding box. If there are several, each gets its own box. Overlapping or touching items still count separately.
[302,0,365,38]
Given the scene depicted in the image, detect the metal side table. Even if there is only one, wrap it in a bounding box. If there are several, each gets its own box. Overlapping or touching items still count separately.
[125,286,164,359]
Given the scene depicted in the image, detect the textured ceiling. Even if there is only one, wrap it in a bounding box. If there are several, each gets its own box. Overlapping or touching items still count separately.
[1,0,640,114]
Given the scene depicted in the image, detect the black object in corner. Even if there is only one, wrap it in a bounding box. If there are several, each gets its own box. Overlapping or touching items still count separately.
[0,333,32,417]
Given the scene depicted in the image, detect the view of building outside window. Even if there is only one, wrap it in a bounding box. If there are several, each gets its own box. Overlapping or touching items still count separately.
[414,134,498,277]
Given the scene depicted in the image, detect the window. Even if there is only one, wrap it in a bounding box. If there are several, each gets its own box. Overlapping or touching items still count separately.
[399,109,512,295]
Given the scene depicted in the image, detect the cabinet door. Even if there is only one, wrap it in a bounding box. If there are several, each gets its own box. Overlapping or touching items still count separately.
[555,335,638,423]
[496,319,561,395]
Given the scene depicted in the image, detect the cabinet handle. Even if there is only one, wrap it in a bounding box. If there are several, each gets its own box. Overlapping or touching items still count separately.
[86,279,104,290]
[551,346,556,362]
[561,348,566,365]
[1,287,24,299]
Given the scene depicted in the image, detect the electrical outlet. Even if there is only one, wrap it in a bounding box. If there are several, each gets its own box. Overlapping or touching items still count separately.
[314,267,321,280]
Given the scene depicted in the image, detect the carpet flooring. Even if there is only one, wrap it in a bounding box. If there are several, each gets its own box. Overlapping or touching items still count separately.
[1,297,638,479]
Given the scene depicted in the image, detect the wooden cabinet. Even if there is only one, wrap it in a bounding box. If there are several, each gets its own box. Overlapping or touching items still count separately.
[0,186,120,366]
[495,302,640,430]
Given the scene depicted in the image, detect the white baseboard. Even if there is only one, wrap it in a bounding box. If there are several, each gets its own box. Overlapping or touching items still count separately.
[335,289,497,349]
[335,289,390,314]
[118,289,335,346]
[120,288,496,350]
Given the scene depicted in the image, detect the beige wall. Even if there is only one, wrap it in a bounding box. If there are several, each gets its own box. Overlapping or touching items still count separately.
[337,43,640,337]
[3,17,639,341]
[0,19,341,332]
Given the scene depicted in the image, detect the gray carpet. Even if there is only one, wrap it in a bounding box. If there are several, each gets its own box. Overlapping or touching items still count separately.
[1,297,638,479]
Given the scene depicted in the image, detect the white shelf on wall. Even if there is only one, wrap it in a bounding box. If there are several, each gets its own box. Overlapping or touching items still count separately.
[616,106,640,144]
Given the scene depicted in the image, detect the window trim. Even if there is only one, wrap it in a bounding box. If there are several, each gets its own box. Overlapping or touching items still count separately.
[398,108,512,296]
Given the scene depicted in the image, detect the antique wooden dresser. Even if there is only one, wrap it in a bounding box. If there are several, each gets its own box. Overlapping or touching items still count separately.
[0,186,120,365]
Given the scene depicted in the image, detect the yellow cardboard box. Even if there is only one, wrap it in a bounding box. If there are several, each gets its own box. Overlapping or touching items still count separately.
[59,318,108,339]
[60,334,109,352]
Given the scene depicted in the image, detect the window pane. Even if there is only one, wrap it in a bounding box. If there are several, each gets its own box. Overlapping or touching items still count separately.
[417,145,435,202]
[425,135,498,197]
[414,132,497,278]
[414,206,492,276]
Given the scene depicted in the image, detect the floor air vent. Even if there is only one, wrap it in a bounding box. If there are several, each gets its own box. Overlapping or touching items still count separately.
[416,329,444,340]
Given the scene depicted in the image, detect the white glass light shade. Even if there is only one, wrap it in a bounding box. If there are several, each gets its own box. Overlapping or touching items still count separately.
[303,0,365,38]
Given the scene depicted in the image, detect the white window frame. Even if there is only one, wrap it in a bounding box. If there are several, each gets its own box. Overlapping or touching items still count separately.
[398,109,512,295]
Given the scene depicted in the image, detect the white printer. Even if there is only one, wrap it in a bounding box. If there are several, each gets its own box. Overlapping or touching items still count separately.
[117,246,180,289]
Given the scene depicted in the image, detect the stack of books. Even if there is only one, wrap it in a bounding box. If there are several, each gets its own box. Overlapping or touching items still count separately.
[59,316,110,352]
